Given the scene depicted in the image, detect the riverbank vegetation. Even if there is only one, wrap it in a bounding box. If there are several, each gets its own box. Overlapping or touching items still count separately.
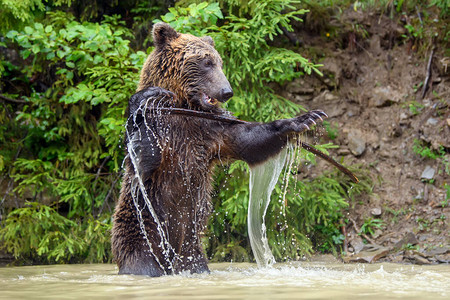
[1,0,448,265]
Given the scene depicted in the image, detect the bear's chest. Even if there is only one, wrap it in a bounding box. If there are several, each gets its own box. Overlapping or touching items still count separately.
[159,118,221,169]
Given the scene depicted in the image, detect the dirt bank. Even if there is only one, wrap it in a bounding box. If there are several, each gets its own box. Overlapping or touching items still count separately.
[282,8,449,264]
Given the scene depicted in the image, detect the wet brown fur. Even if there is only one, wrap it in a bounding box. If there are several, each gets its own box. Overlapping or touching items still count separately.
[137,26,224,112]
[111,23,326,276]
[112,24,232,276]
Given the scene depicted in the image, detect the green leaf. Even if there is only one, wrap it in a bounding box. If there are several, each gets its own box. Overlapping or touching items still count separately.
[35,23,44,31]
[57,50,65,58]
[6,30,18,39]
[22,49,31,59]
[93,55,104,64]
[24,26,33,34]
[31,44,40,54]
[46,52,55,60]
[163,12,176,22]
[45,25,53,33]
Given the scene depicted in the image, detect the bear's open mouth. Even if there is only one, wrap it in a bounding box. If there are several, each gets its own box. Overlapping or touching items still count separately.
[202,93,219,106]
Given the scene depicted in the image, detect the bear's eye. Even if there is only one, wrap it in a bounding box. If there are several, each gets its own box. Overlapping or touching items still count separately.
[204,59,214,68]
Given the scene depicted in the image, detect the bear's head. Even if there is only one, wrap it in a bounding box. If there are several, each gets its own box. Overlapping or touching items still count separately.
[137,23,233,112]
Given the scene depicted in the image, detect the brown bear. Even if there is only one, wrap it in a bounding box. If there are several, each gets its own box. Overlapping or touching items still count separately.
[111,22,326,276]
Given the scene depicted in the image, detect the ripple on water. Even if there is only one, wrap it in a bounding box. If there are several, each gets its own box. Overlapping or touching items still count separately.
[0,263,449,299]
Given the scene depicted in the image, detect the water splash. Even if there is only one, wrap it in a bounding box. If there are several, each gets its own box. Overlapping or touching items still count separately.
[125,94,178,274]
[248,143,296,267]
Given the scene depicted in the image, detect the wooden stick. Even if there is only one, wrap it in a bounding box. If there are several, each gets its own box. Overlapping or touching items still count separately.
[0,94,27,104]
[148,107,250,124]
[349,217,375,245]
[301,142,359,183]
[421,47,435,99]
[146,107,359,183]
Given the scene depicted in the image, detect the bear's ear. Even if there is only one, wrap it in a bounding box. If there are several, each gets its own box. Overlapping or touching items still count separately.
[152,23,179,48]
[201,36,215,47]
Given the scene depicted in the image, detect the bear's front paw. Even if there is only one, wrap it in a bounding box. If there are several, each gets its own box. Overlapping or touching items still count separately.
[294,110,327,131]
[139,87,175,102]
[129,87,176,116]
[277,110,327,134]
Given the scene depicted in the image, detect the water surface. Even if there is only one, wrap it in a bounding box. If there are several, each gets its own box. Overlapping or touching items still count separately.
[1,262,449,299]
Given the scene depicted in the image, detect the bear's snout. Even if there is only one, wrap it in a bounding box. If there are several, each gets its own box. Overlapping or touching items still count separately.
[219,87,233,102]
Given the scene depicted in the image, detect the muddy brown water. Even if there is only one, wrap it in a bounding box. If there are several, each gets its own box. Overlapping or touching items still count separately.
[1,262,449,299]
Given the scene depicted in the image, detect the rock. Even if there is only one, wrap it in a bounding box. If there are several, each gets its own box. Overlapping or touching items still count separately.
[347,129,366,156]
[409,254,432,265]
[372,229,383,239]
[421,165,435,180]
[435,254,450,263]
[424,246,450,256]
[311,91,345,117]
[370,207,382,216]
[350,236,365,254]
[418,234,432,242]
[286,78,315,95]
[378,149,391,158]
[369,35,382,57]
[420,117,450,149]
[337,148,351,156]
[393,232,419,249]
[323,104,345,118]
[426,117,439,126]
[404,250,433,265]
[320,58,342,88]
[389,251,406,263]
[312,90,339,103]
[293,94,314,103]
[343,244,389,263]
[368,86,402,107]
[324,92,339,101]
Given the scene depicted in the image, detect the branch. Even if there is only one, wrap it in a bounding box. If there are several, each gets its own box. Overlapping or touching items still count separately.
[97,172,122,217]
[301,142,359,183]
[421,47,435,99]
[147,107,250,124]
[349,217,376,244]
[0,94,27,104]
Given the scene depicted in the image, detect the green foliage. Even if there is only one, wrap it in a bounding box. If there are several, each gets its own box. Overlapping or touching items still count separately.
[323,121,339,140]
[158,2,223,34]
[402,243,419,251]
[210,241,250,262]
[408,101,424,115]
[0,202,111,263]
[0,0,73,33]
[429,0,449,17]
[0,0,45,33]
[360,217,384,236]
[412,139,439,159]
[1,11,145,263]
[444,183,450,207]
[315,223,345,254]
[412,139,448,175]
[3,13,146,217]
